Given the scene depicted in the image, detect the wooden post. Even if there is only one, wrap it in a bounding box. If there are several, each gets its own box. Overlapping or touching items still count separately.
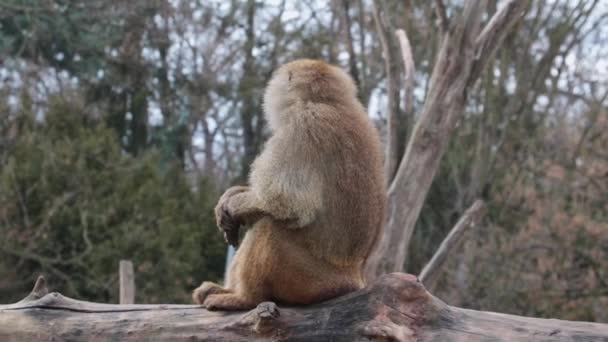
[224,246,236,285]
[119,260,135,304]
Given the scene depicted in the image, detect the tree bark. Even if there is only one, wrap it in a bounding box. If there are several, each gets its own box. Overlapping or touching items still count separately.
[365,0,530,280]
[238,0,263,182]
[2,274,607,341]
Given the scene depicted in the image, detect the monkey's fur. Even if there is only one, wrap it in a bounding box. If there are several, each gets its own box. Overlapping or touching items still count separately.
[193,59,386,310]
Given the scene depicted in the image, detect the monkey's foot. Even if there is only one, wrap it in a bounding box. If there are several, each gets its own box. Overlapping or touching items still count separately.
[192,281,230,305]
[253,302,280,333]
[202,293,258,311]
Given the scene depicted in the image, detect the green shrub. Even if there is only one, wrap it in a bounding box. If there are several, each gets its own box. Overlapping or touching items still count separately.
[0,98,225,303]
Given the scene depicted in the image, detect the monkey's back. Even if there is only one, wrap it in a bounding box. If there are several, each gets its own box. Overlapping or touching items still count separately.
[293,101,386,268]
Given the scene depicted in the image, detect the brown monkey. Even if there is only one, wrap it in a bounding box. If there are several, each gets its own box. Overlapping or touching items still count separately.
[193,59,386,310]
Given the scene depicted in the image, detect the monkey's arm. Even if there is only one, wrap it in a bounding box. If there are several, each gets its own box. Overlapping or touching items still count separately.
[219,166,321,245]
[226,186,319,229]
[225,131,324,230]
[218,175,321,244]
[246,156,323,228]
[222,189,268,226]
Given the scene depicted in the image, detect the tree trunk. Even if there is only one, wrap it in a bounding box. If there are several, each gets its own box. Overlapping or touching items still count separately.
[365,0,531,280]
[238,0,263,182]
[1,274,607,341]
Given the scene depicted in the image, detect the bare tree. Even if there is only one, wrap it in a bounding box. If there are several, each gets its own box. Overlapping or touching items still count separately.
[365,0,530,280]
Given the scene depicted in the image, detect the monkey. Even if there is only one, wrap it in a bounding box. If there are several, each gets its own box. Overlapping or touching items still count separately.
[193,59,386,310]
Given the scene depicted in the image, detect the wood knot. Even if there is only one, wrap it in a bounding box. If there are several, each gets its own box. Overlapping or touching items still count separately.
[18,275,49,303]
[253,301,280,334]
[373,273,428,303]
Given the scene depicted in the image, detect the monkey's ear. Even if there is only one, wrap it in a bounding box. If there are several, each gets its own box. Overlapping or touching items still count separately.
[288,71,293,82]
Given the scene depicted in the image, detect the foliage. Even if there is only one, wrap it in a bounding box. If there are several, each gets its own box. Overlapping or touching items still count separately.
[0,96,225,303]
[394,0,607,322]
[434,108,608,321]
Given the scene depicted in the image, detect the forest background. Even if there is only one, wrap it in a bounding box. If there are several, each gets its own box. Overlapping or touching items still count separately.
[0,0,606,322]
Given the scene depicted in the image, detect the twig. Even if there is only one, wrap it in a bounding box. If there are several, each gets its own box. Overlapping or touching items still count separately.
[395,29,415,118]
[434,0,449,34]
[419,200,485,291]
[471,0,530,84]
[16,275,48,303]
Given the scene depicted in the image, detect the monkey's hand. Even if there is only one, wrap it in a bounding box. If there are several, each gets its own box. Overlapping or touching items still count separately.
[215,186,249,247]
[217,205,240,247]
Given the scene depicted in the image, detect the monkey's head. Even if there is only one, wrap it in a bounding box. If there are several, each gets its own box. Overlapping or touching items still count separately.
[263,59,358,131]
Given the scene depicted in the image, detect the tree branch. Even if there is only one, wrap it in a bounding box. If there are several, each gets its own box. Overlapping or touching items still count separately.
[470,0,530,84]
[434,0,449,34]
[419,200,486,291]
[340,0,361,88]
[16,275,48,304]
[395,28,416,123]
[372,1,403,184]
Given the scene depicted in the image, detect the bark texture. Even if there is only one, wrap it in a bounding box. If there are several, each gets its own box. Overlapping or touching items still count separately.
[1,274,607,341]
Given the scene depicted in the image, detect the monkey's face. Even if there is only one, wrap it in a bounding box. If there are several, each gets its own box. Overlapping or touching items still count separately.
[263,59,358,132]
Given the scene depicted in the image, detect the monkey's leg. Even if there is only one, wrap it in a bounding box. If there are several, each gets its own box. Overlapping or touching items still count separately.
[192,281,231,305]
[203,230,268,311]
[203,263,264,311]
[266,231,364,305]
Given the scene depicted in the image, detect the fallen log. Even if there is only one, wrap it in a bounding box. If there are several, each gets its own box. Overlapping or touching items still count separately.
[1,273,607,341]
